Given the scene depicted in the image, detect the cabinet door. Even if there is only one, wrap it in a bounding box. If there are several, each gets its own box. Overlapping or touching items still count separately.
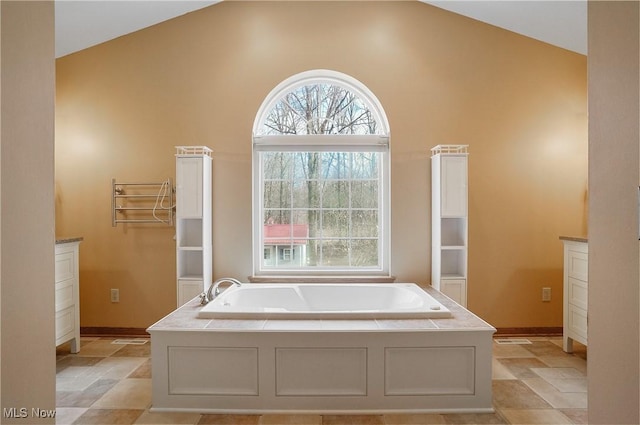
[176,157,203,218]
[178,279,205,306]
[440,279,466,306]
[440,156,467,217]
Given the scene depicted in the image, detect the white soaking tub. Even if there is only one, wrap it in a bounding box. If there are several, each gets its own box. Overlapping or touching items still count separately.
[197,283,451,319]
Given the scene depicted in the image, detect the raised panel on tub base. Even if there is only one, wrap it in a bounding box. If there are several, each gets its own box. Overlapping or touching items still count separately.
[168,347,258,395]
[276,348,367,396]
[385,347,474,396]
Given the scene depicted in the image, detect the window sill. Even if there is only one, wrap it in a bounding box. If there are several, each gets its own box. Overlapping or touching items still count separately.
[248,275,397,284]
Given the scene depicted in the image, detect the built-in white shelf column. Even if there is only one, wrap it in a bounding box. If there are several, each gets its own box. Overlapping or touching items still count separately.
[431,145,468,307]
[175,146,212,307]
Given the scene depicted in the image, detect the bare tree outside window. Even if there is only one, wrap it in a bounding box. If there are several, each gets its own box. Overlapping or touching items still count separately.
[260,83,382,269]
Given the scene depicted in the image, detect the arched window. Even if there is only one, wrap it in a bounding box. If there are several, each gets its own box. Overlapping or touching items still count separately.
[252,70,390,276]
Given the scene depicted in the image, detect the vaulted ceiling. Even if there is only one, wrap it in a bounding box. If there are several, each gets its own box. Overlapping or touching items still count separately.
[55,1,587,58]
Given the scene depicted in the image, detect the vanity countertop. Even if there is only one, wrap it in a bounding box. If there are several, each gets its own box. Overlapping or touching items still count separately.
[56,236,84,244]
[559,236,588,243]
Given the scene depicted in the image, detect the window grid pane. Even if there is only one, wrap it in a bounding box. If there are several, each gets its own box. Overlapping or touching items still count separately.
[261,152,380,269]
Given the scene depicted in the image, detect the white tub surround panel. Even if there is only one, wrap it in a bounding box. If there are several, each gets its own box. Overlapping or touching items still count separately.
[148,286,495,414]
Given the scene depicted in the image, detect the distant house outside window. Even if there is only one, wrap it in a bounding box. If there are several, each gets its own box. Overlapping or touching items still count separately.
[252,70,390,277]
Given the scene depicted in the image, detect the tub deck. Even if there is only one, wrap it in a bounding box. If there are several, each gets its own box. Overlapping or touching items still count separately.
[148,285,495,414]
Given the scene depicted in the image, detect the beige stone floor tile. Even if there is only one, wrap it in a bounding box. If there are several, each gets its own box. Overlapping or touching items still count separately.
[530,367,587,393]
[56,355,105,373]
[522,341,569,358]
[522,378,587,409]
[321,415,385,425]
[441,412,507,424]
[543,378,587,393]
[198,414,261,424]
[259,414,322,424]
[92,378,152,409]
[560,341,587,360]
[496,358,550,379]
[77,339,126,357]
[57,364,98,379]
[531,367,585,380]
[558,408,588,424]
[72,408,144,424]
[128,359,152,379]
[536,355,587,374]
[97,357,148,379]
[492,358,517,380]
[549,339,564,349]
[55,407,87,424]
[498,408,573,424]
[492,343,535,359]
[56,375,101,392]
[56,338,99,356]
[134,410,202,424]
[60,357,147,381]
[112,342,151,357]
[492,380,552,409]
[383,413,446,424]
[56,378,119,408]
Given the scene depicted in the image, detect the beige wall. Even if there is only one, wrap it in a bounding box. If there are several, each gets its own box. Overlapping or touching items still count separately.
[1,1,56,423]
[587,2,640,423]
[55,1,587,329]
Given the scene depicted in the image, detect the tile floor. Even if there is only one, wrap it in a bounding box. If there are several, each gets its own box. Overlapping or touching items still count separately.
[56,336,587,425]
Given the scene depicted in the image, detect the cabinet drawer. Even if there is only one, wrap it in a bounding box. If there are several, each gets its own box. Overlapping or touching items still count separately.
[567,249,588,281]
[568,304,588,342]
[55,279,75,311]
[55,306,75,342]
[568,277,588,310]
[55,251,76,283]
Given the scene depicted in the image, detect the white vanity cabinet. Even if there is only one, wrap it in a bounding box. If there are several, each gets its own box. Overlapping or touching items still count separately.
[175,146,212,307]
[560,237,588,352]
[55,238,82,353]
[431,145,468,307]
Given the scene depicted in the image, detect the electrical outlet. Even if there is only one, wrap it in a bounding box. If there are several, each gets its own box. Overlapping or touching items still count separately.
[111,288,120,303]
[542,287,551,302]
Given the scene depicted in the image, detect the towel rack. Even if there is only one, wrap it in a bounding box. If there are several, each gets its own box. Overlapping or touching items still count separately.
[111,178,174,226]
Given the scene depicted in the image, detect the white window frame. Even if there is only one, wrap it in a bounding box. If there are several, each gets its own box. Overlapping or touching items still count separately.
[252,70,390,278]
